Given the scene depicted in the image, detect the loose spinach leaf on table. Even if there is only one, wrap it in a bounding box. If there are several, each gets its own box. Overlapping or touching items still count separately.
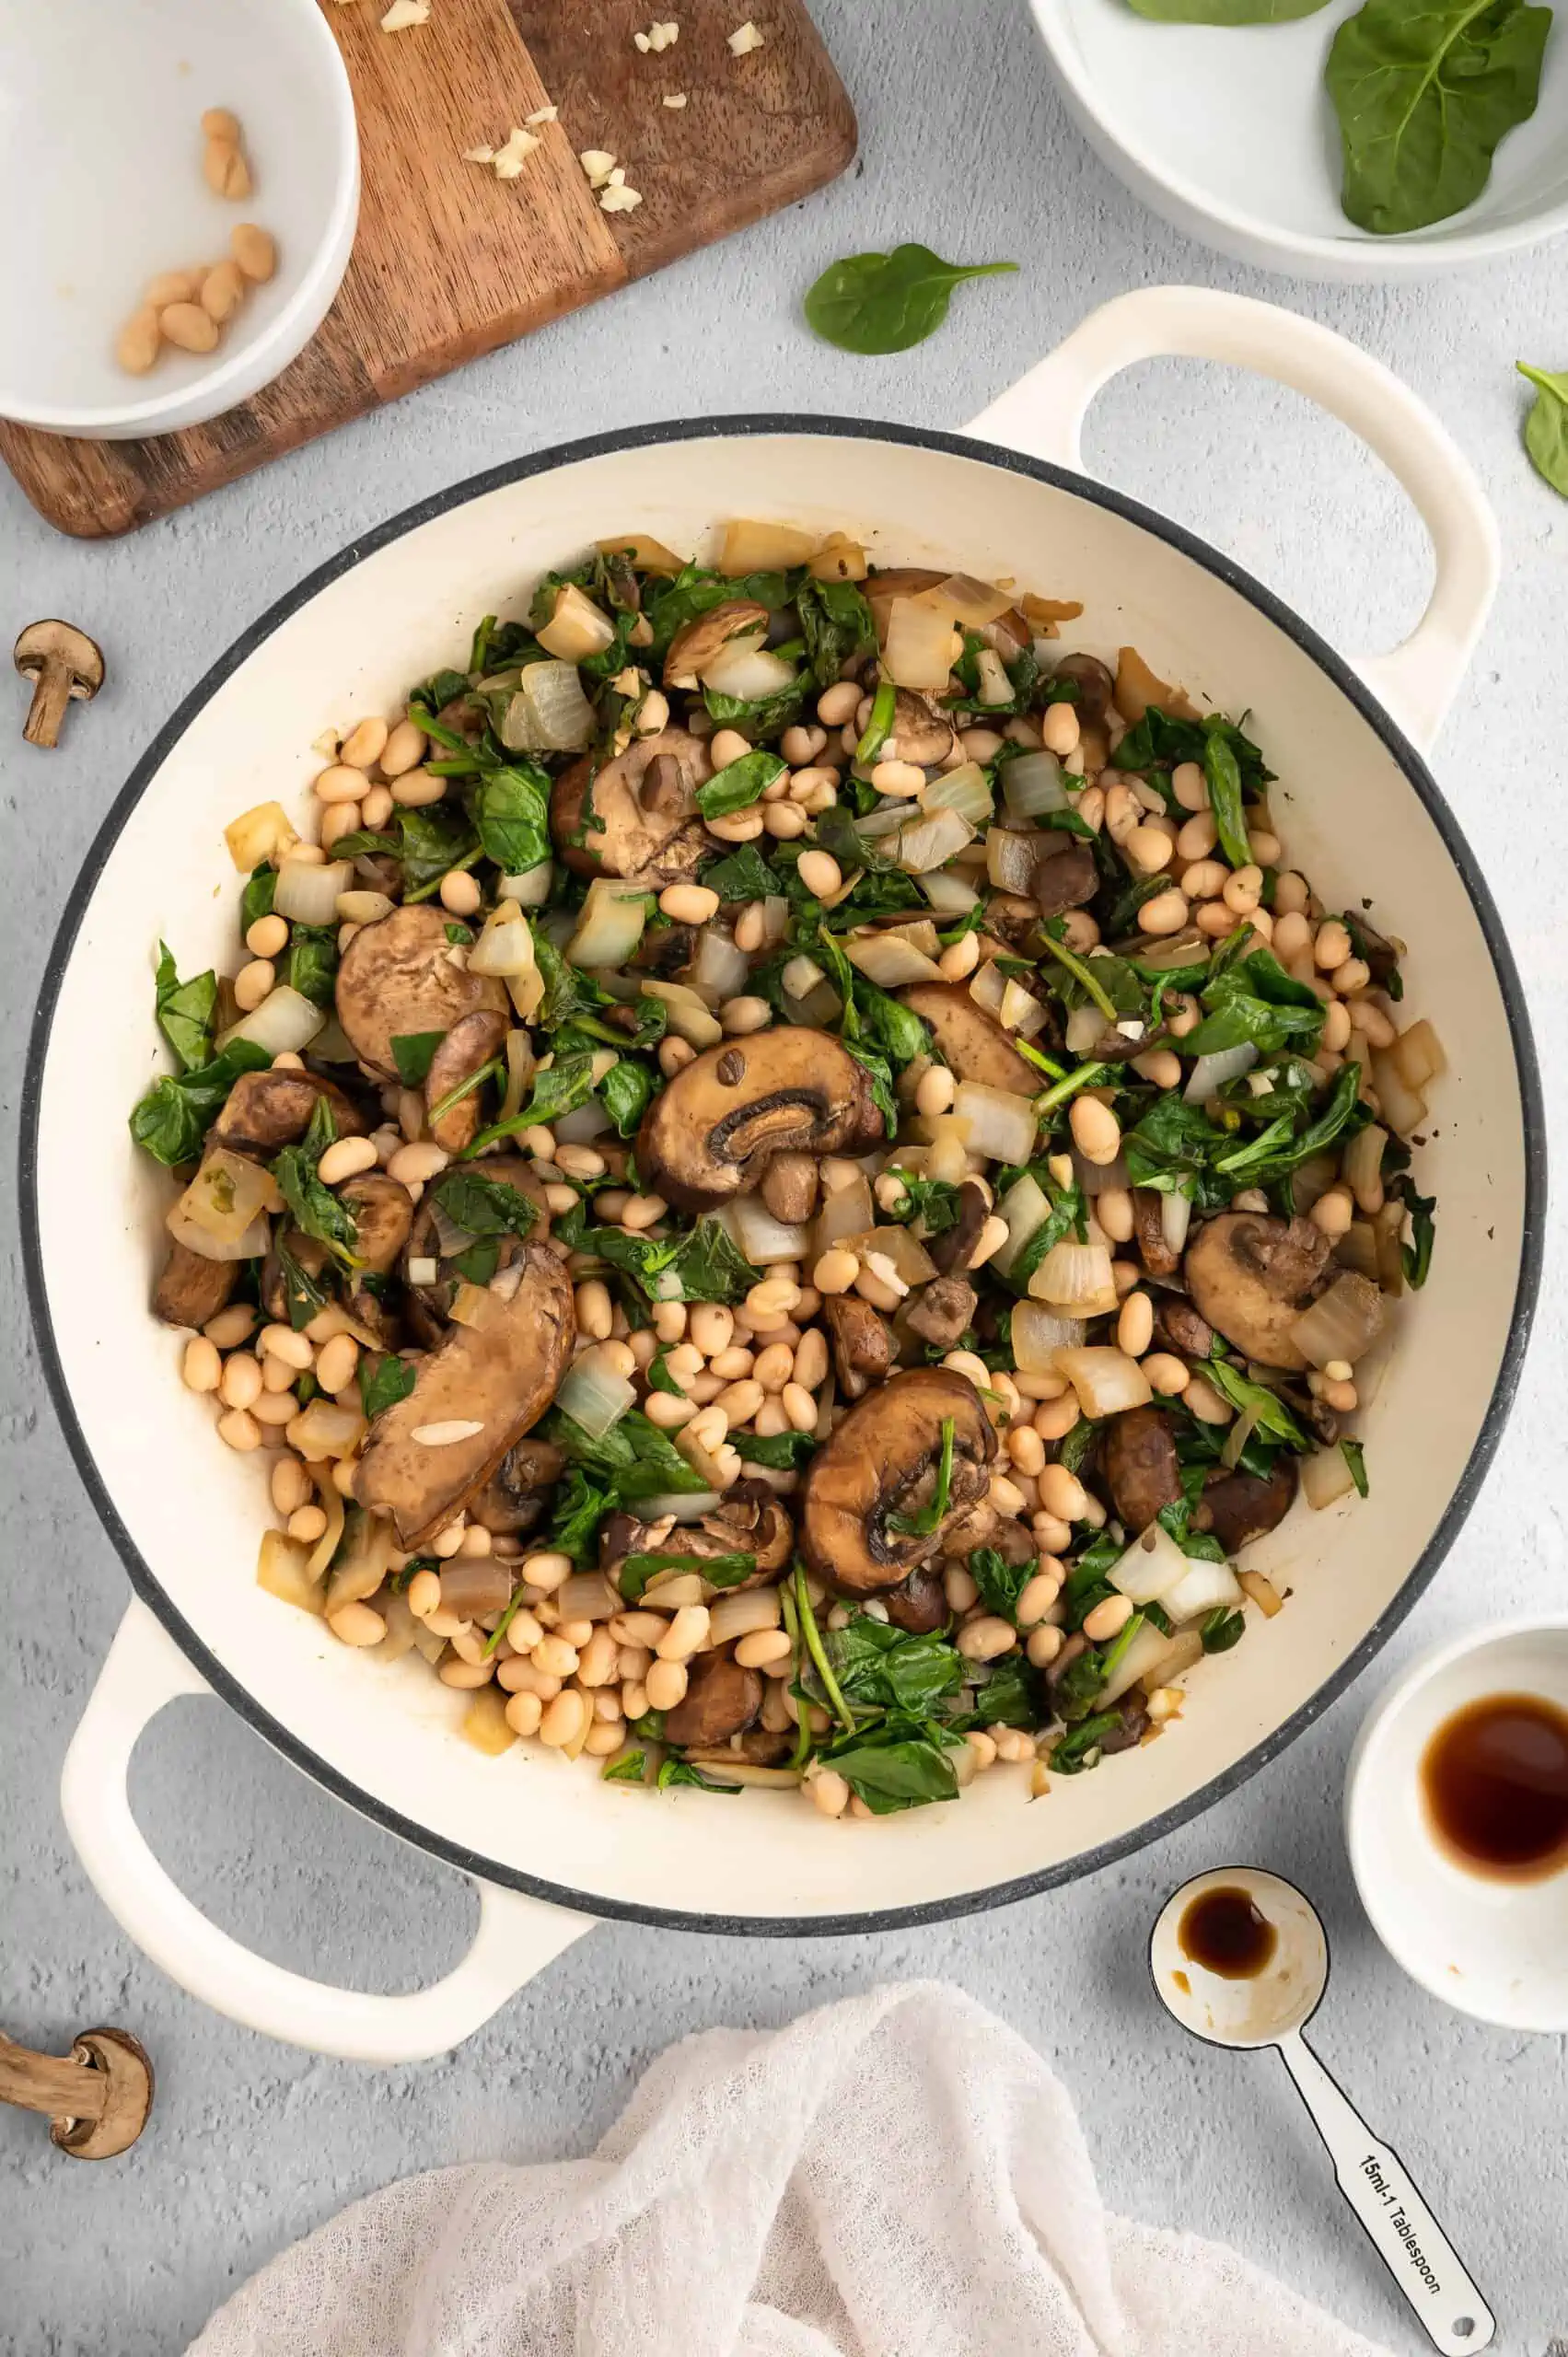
[358,1354,417,1420]
[1326,0,1551,235]
[130,1039,272,1167]
[474,762,552,873]
[1517,363,1568,497]
[804,244,1018,355]
[432,1168,538,1239]
[390,1031,447,1087]
[154,942,218,1073]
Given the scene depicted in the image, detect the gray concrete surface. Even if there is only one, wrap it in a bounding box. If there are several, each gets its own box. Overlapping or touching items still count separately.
[3,3,1565,2350]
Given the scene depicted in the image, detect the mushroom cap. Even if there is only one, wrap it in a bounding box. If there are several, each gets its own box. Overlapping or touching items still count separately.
[662,598,771,690]
[599,1495,793,1594]
[211,1067,367,1158]
[354,1242,574,1548]
[1195,1457,1298,1553]
[335,1171,414,1275]
[152,1240,238,1329]
[1184,1212,1333,1372]
[636,1026,885,1213]
[662,1650,764,1748]
[888,688,953,767]
[401,1155,551,1339]
[333,903,509,1083]
[1100,1405,1183,1534]
[549,728,711,883]
[800,1365,995,1596]
[900,982,1040,1097]
[821,1294,891,1401]
[468,1436,566,1535]
[1031,841,1098,922]
[424,1007,510,1154]
[13,617,104,691]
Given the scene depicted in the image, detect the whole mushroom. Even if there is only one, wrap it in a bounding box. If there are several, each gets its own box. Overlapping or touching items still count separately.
[15,621,104,749]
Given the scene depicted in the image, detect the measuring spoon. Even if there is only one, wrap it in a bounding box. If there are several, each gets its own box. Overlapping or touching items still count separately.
[1149,1866,1494,2355]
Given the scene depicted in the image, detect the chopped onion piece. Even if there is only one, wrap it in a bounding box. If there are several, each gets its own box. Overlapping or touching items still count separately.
[918,869,980,916]
[984,827,1040,897]
[470,902,536,977]
[1392,1017,1445,1093]
[537,584,617,663]
[553,1099,614,1144]
[217,983,326,1060]
[701,640,796,700]
[1185,1043,1257,1103]
[812,1173,874,1258]
[498,1028,536,1125]
[1071,1145,1130,1198]
[641,979,723,1049]
[1163,1558,1244,1624]
[782,953,825,1000]
[1109,1519,1190,1601]
[991,1174,1050,1281]
[407,1257,440,1287]
[1369,1050,1425,1141]
[1100,1616,1183,1705]
[999,979,1048,1038]
[687,927,746,1004]
[762,894,790,945]
[225,800,296,873]
[931,572,1013,625]
[498,862,552,907]
[785,978,842,1028]
[953,1082,1038,1166]
[256,1531,323,1616]
[1342,1122,1388,1215]
[174,1147,282,1247]
[167,1201,270,1265]
[287,1399,366,1460]
[1140,1629,1203,1693]
[1000,749,1069,819]
[637,1491,724,1523]
[1238,1568,1283,1619]
[731,1193,809,1266]
[1051,1342,1151,1414]
[1289,1271,1386,1367]
[924,1115,971,1185]
[717,518,818,573]
[1302,1446,1358,1510]
[1160,1190,1192,1257]
[498,661,595,751]
[894,809,975,876]
[969,958,1006,1017]
[598,532,685,575]
[1064,1005,1102,1058]
[566,879,651,971]
[845,933,945,987]
[557,1573,619,1621]
[1010,1300,1085,1371]
[708,1587,783,1645]
[883,593,958,692]
[839,1225,936,1287]
[1030,1244,1120,1317]
[1220,1401,1261,1471]
[275,857,353,926]
[325,1515,393,1613]
[919,762,993,828]
[556,1355,635,1439]
[877,918,942,957]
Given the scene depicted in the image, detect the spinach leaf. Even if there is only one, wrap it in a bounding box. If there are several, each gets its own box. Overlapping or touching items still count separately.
[696,749,786,819]
[667,1217,759,1303]
[956,1655,1039,1730]
[702,842,784,903]
[970,1545,1031,1621]
[400,807,480,897]
[1214,1062,1365,1190]
[1005,1173,1085,1297]
[283,924,338,1008]
[534,933,613,1029]
[240,865,276,936]
[826,1733,961,1812]
[272,1097,360,1266]
[703,680,807,741]
[796,578,876,688]
[598,1058,656,1138]
[1341,1437,1370,1498]
[1184,991,1322,1060]
[545,1467,614,1564]
[1203,1358,1311,1451]
[842,1041,898,1138]
[1397,1178,1437,1287]
[601,1748,647,1784]
[804,243,1018,355]
[390,1031,447,1087]
[432,1168,538,1239]
[645,1350,684,1398]
[1202,721,1251,871]
[465,1053,598,1151]
[656,1758,743,1794]
[540,1405,711,1500]
[642,563,796,660]
[129,1039,272,1167]
[853,976,932,1068]
[475,762,552,873]
[359,1354,417,1420]
[829,1617,965,1714]
[450,1238,501,1285]
[621,1550,757,1602]
[734,1426,818,1469]
[1327,0,1551,236]
[274,1236,330,1330]
[154,942,218,1073]
[884,1170,964,1238]
[1049,1710,1124,1775]
[1200,1608,1247,1655]
[1518,362,1568,495]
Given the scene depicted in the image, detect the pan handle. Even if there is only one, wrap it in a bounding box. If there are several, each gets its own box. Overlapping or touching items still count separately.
[964,285,1498,756]
[60,1602,592,2061]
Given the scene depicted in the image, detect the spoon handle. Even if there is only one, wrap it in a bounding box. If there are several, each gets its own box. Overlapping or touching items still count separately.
[1276,2031,1493,2354]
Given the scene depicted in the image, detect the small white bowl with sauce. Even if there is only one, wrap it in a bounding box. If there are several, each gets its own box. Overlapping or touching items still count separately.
[1345,1619,1568,2033]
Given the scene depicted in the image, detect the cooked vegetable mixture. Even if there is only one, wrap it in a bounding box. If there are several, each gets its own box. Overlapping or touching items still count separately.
[138,523,1444,1814]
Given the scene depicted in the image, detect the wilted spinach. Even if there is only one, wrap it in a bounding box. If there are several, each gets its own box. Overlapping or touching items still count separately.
[804,244,1018,355]
[129,1039,271,1167]
[153,943,218,1073]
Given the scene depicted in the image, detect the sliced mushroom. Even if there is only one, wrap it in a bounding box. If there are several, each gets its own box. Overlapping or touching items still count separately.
[599,1496,793,1593]
[261,1229,330,1324]
[636,1027,883,1212]
[927,1179,990,1278]
[884,1563,948,1634]
[822,1295,891,1401]
[903,1274,977,1349]
[15,619,103,749]
[983,892,1044,953]
[1049,652,1116,725]
[424,1008,509,1154]
[1099,1692,1150,1753]
[1184,1213,1332,1372]
[1150,1295,1214,1360]
[1133,1188,1181,1281]
[800,1366,994,1596]
[663,599,771,690]
[337,1172,413,1273]
[1194,1459,1298,1553]
[549,728,711,884]
[633,921,698,980]
[900,983,1039,1097]
[760,1149,819,1226]
[401,1155,551,1341]
[354,1243,574,1547]
[1032,842,1099,921]
[334,904,509,1084]
[1101,1406,1183,1533]
[887,688,953,767]
[211,1068,366,1157]
[153,1240,238,1329]
[468,1436,566,1535]
[663,1651,764,1748]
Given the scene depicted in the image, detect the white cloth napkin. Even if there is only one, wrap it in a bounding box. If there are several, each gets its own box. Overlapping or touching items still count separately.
[190,1979,1393,2357]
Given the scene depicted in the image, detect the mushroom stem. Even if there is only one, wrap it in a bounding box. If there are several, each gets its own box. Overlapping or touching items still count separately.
[22,662,74,749]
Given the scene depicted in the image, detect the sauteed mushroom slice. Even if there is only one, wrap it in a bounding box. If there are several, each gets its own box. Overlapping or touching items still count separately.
[211,1067,366,1156]
[821,1295,890,1401]
[1031,841,1098,921]
[1049,652,1116,724]
[760,1150,819,1226]
[354,1243,574,1548]
[153,1240,238,1328]
[800,1366,994,1596]
[424,1008,509,1154]
[663,1651,763,1748]
[336,1173,413,1273]
[1194,1459,1298,1553]
[334,904,508,1084]
[599,1497,793,1593]
[888,688,953,767]
[1101,1406,1183,1533]
[549,728,711,883]
[903,1274,976,1349]
[1133,1188,1181,1281]
[884,1563,947,1634]
[1151,1295,1214,1359]
[663,599,771,690]
[469,1436,567,1535]
[260,1229,331,1324]
[636,1027,883,1212]
[1184,1212,1331,1372]
[927,1181,989,1279]
[401,1156,551,1339]
[900,983,1039,1098]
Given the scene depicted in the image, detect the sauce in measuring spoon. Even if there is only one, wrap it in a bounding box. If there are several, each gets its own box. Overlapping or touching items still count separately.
[1421,1690,1568,1882]
[1178,1884,1278,1980]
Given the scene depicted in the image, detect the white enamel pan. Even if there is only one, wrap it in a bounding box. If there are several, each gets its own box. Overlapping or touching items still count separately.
[22,288,1545,2062]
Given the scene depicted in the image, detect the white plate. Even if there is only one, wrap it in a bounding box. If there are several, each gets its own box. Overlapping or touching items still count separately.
[1032,0,1568,280]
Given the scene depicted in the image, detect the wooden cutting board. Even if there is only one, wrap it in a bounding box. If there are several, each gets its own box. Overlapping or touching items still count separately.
[0,0,854,539]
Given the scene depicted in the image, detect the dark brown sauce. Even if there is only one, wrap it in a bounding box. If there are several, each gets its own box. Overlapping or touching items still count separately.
[1178,1885,1278,1980]
[1421,1691,1568,1882]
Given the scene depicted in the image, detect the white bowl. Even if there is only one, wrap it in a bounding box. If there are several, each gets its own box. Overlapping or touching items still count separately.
[1346,1620,1568,2032]
[1031,0,1568,281]
[0,0,358,438]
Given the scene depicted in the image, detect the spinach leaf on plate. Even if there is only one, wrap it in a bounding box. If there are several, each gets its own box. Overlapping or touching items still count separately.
[804,244,1018,356]
[1517,363,1568,496]
[1326,0,1551,235]
[154,942,218,1073]
[474,762,552,873]
[828,1617,965,1714]
[129,1039,272,1167]
[696,749,787,819]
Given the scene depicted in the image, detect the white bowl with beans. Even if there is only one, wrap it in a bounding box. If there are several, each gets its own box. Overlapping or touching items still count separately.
[0,0,357,438]
[28,287,1541,2061]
